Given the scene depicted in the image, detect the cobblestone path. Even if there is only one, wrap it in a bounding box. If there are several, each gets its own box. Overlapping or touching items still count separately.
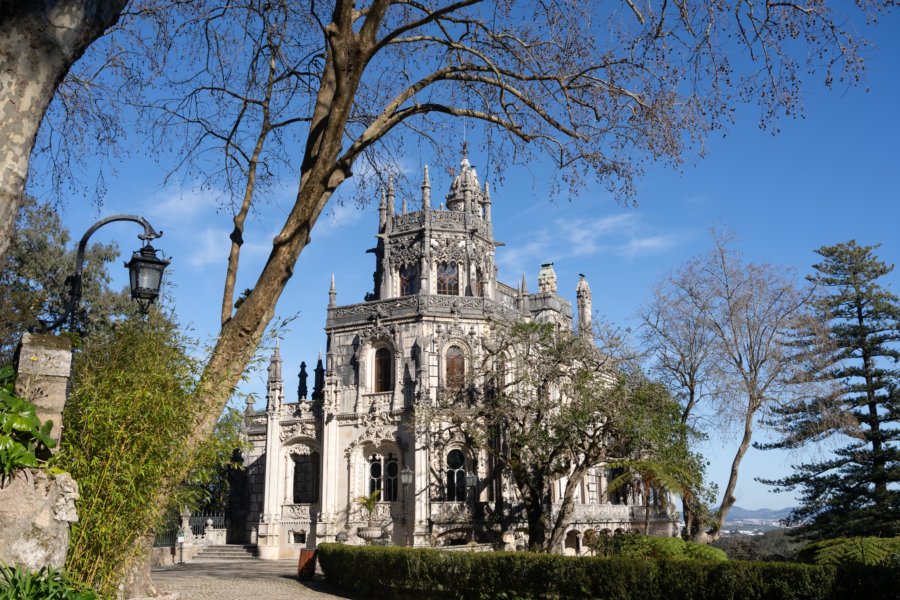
[151,560,359,600]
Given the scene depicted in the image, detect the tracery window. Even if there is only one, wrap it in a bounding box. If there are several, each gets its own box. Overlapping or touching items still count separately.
[445,449,467,501]
[368,453,399,501]
[445,345,465,388]
[437,262,459,295]
[292,451,320,504]
[374,347,392,392]
[400,264,419,296]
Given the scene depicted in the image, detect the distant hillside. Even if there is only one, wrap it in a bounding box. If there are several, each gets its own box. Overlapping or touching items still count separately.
[725,506,795,522]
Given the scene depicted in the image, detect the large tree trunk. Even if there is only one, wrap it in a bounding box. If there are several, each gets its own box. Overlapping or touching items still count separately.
[0,0,128,260]
[711,403,756,540]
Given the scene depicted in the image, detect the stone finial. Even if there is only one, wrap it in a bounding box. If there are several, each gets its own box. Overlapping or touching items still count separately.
[483,182,492,222]
[328,273,336,308]
[401,196,407,214]
[422,165,431,209]
[387,176,396,214]
[576,273,593,335]
[537,263,558,293]
[312,352,325,401]
[521,272,528,295]
[244,393,256,414]
[298,362,308,400]
[378,187,387,229]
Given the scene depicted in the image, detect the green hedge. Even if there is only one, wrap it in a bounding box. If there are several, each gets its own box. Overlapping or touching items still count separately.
[317,544,899,600]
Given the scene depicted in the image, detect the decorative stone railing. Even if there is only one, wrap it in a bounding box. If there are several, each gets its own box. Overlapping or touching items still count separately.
[281,503,316,521]
[352,502,403,523]
[430,501,473,523]
[392,210,489,234]
[327,294,521,327]
[360,392,392,413]
[550,503,666,523]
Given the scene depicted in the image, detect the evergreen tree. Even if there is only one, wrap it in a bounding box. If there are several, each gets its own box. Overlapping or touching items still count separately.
[760,241,900,538]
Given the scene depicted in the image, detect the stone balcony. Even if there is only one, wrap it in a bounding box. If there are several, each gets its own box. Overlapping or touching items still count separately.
[326,294,521,328]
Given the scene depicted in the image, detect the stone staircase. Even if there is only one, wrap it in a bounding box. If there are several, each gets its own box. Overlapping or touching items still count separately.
[192,544,258,561]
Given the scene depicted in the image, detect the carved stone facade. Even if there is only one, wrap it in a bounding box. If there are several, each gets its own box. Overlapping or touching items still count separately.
[236,153,677,560]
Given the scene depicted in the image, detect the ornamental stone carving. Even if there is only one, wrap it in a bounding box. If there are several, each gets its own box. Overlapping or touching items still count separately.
[282,504,312,520]
[280,421,317,442]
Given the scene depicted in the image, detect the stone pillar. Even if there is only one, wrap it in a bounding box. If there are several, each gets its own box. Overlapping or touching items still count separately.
[14,333,73,449]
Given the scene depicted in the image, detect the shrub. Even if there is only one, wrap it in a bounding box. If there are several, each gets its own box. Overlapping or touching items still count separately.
[0,366,55,485]
[317,544,898,600]
[0,565,97,600]
[584,531,726,562]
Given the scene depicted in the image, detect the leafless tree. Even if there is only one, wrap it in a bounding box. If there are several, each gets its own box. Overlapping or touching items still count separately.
[644,231,810,539]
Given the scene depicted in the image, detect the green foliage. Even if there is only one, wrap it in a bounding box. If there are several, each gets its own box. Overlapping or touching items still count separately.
[761,241,900,538]
[796,537,900,567]
[317,544,896,600]
[355,489,382,526]
[0,565,97,600]
[60,317,205,596]
[0,198,133,362]
[713,530,805,562]
[584,531,727,562]
[0,366,55,485]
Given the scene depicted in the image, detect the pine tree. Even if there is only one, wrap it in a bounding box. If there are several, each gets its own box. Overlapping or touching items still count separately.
[760,241,900,539]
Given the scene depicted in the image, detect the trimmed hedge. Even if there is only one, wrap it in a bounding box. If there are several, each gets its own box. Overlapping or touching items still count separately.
[317,544,900,600]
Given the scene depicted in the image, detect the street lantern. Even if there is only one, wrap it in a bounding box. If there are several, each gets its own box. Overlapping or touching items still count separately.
[38,214,170,332]
[400,465,413,487]
[125,244,171,312]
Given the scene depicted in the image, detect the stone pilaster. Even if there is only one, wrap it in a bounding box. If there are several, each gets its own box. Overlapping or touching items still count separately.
[14,333,73,449]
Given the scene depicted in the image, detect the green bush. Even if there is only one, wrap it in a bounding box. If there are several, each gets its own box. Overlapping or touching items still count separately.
[795,537,900,567]
[317,544,899,600]
[0,565,97,600]
[583,531,727,562]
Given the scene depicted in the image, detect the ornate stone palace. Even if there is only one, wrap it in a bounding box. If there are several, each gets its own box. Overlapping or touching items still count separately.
[232,154,677,560]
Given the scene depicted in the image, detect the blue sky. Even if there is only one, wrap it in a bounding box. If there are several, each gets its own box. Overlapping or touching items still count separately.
[36,15,900,510]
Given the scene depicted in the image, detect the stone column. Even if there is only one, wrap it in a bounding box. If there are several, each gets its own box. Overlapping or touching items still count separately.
[15,333,73,449]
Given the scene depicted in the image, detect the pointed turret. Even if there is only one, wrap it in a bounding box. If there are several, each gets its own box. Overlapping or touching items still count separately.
[483,182,492,222]
[446,152,481,212]
[576,273,593,335]
[298,361,308,401]
[328,273,336,308]
[265,342,283,413]
[521,272,528,295]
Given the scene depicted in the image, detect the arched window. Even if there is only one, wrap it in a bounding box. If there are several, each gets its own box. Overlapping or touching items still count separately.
[400,264,419,296]
[474,268,483,297]
[374,347,392,392]
[383,454,399,501]
[293,451,320,504]
[446,346,465,388]
[437,262,458,295]
[445,449,467,501]
[368,453,400,501]
[368,454,383,497]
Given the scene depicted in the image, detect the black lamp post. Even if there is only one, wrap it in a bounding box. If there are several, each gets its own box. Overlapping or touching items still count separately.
[400,465,413,546]
[39,214,170,332]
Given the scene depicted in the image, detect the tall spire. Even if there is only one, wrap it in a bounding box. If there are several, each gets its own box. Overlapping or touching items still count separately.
[483,181,492,222]
[421,165,431,210]
[312,350,325,401]
[521,272,528,295]
[328,273,336,307]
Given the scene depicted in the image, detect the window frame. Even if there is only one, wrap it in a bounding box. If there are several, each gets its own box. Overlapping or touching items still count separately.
[373,346,393,392]
[436,262,459,295]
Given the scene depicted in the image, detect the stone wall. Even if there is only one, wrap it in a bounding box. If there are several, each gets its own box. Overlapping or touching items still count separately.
[0,469,79,570]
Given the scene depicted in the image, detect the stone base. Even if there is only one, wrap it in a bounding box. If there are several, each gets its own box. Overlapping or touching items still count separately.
[257,544,280,560]
[0,469,79,570]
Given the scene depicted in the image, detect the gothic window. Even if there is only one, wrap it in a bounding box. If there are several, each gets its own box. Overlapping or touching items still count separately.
[445,449,467,501]
[374,347,392,392]
[475,268,483,297]
[400,264,419,296]
[383,454,399,501]
[445,345,465,388]
[368,453,400,501]
[292,451,320,504]
[368,454,383,497]
[437,262,459,295]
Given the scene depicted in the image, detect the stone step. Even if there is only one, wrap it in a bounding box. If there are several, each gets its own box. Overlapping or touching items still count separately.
[193,544,258,561]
